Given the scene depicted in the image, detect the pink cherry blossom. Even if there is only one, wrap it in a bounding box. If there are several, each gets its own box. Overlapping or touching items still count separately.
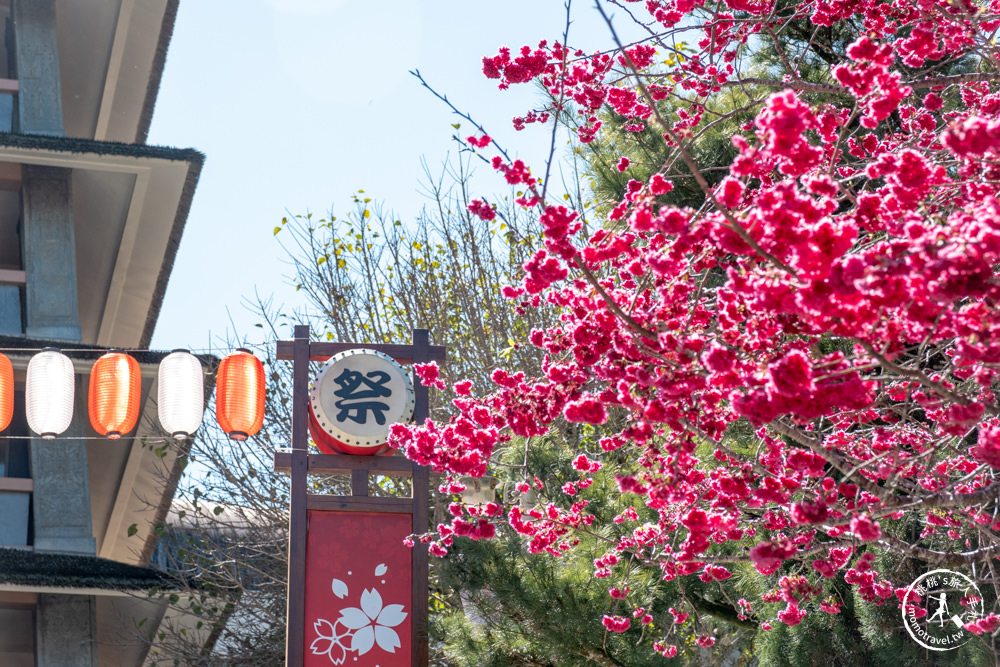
[385,0,1000,658]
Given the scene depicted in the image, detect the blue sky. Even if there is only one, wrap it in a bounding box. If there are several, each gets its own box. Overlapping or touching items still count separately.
[146,0,631,354]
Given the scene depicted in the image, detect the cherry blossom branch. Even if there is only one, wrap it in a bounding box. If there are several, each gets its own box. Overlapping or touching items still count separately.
[594,2,801,279]
[861,342,1000,417]
[763,23,797,81]
[768,419,891,502]
[409,69,514,165]
[710,78,849,95]
[539,0,574,206]
[575,260,659,341]
[712,72,1000,95]
[877,534,1000,567]
[677,543,837,566]
[883,480,1000,512]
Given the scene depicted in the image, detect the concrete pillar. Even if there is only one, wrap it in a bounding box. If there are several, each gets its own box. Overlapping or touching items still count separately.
[35,594,97,667]
[0,285,20,334]
[11,6,96,666]
[0,93,13,133]
[30,375,95,555]
[10,0,64,136]
[20,165,81,342]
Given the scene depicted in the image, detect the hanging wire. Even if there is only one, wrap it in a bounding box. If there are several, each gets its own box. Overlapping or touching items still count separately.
[0,434,183,442]
[0,339,278,357]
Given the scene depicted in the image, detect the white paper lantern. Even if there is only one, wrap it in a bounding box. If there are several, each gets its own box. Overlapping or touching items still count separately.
[158,350,204,440]
[26,350,75,439]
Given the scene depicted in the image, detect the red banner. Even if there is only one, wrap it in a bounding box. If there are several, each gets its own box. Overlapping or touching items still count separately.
[304,511,412,666]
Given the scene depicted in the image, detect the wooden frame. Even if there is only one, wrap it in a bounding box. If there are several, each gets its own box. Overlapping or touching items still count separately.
[0,162,22,192]
[0,478,32,493]
[0,269,26,286]
[276,326,436,667]
[274,340,446,365]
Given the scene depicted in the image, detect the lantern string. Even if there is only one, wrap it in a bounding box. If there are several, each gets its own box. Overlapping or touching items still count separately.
[0,341,291,441]
[0,340,276,359]
[0,335,413,358]
[0,434,188,442]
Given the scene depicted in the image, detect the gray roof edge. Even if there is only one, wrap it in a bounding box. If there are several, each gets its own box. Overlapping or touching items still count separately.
[135,0,179,145]
[139,153,204,349]
[0,334,217,366]
[0,131,206,353]
[0,131,204,164]
[0,547,182,592]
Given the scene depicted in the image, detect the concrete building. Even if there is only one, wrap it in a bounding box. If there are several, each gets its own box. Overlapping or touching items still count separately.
[0,2,205,665]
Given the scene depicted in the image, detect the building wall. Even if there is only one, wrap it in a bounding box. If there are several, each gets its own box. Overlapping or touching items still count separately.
[0,2,199,665]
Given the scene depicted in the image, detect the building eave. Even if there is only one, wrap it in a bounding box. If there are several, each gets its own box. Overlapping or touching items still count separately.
[134,0,178,144]
[0,132,204,349]
[0,548,181,593]
[57,0,177,144]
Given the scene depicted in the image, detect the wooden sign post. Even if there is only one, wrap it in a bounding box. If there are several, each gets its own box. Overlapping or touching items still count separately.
[274,325,445,666]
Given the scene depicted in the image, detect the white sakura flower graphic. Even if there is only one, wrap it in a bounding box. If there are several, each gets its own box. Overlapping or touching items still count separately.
[310,618,353,665]
[337,588,407,655]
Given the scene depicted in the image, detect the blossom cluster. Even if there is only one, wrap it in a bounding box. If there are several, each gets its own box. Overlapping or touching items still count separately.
[392,0,1000,657]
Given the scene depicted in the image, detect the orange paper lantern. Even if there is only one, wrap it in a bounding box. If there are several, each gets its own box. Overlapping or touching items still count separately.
[216,349,265,441]
[89,352,141,439]
[0,354,12,432]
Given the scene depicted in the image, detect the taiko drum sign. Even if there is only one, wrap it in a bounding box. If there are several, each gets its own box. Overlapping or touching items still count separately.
[308,349,415,456]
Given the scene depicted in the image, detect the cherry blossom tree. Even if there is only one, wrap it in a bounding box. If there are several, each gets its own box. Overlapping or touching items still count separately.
[391,0,1000,660]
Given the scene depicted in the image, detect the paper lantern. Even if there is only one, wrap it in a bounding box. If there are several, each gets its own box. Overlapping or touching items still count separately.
[216,349,264,441]
[158,350,204,440]
[89,352,141,440]
[0,354,12,432]
[26,350,74,439]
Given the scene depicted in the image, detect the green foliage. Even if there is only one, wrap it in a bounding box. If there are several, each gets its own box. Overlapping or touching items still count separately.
[580,92,750,216]
[747,539,997,666]
[275,158,551,404]
[431,433,756,665]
